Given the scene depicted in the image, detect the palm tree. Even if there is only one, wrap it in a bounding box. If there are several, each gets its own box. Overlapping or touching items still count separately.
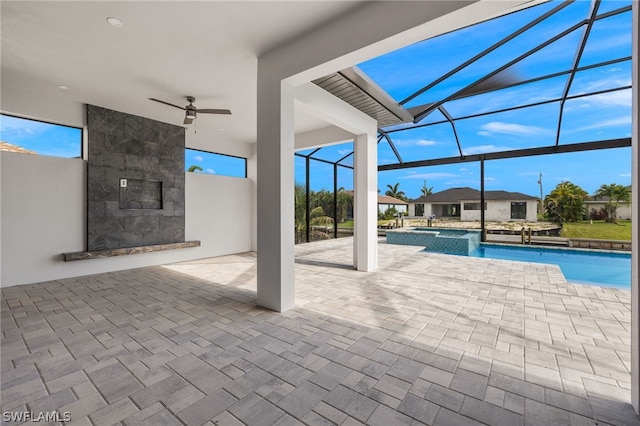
[420,180,433,197]
[294,183,307,243]
[187,165,203,172]
[385,183,407,201]
[595,183,631,223]
[294,184,336,243]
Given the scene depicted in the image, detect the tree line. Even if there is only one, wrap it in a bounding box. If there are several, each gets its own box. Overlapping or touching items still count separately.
[294,184,353,243]
[544,182,630,223]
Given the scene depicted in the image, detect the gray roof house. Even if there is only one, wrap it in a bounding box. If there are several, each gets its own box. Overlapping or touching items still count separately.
[344,191,408,215]
[409,187,539,222]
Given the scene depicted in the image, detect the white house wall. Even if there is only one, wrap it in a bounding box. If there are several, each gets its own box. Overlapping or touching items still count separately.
[585,202,632,220]
[484,200,537,222]
[0,152,252,287]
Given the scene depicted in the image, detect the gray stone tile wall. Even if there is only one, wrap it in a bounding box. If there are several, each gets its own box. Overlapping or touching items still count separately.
[87,105,185,250]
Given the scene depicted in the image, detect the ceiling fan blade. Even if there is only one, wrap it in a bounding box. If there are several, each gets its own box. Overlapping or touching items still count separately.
[183,117,193,125]
[149,98,186,110]
[197,109,232,115]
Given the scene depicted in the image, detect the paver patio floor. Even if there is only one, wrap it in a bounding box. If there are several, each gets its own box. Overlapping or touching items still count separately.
[1,237,637,425]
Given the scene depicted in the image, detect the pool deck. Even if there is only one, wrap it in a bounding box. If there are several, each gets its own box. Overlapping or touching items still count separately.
[1,237,637,425]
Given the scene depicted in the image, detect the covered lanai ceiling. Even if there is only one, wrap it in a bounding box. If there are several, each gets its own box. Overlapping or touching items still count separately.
[0,1,365,150]
[302,0,632,170]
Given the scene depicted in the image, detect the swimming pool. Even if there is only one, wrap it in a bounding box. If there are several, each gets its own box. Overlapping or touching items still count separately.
[469,244,631,289]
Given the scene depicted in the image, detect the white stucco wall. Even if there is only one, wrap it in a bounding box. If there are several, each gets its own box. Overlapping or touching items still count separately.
[484,200,537,222]
[416,200,537,221]
[585,201,632,220]
[0,151,252,287]
[408,202,431,217]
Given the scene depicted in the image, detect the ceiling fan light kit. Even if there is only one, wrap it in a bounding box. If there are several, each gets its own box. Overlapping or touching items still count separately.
[149,96,231,126]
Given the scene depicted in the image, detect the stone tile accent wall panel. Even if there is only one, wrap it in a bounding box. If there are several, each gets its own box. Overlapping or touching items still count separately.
[87,105,185,250]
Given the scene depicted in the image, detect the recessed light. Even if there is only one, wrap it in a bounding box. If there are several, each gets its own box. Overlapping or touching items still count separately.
[57,85,70,90]
[219,128,225,131]
[106,17,124,27]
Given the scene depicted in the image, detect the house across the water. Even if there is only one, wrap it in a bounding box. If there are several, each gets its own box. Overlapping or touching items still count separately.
[408,187,538,222]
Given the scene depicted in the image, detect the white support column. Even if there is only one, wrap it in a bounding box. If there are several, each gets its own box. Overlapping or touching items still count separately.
[256,77,295,312]
[631,0,639,415]
[353,132,378,271]
[247,144,257,252]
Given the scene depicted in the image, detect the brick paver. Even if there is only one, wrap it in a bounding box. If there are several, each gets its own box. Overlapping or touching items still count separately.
[1,237,637,425]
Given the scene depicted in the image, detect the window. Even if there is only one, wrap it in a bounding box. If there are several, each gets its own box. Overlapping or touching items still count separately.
[0,114,82,158]
[463,203,487,210]
[415,204,424,216]
[511,202,527,220]
[185,148,246,178]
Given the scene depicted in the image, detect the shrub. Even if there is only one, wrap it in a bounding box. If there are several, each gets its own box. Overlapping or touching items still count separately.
[589,208,607,220]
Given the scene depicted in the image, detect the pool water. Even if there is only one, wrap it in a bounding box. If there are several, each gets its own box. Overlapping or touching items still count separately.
[469,244,631,289]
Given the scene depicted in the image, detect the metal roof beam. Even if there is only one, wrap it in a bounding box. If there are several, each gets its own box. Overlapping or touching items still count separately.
[400,1,572,106]
[438,106,463,158]
[404,56,631,116]
[555,0,600,145]
[393,85,631,134]
[413,18,589,124]
[378,138,631,171]
[379,130,404,165]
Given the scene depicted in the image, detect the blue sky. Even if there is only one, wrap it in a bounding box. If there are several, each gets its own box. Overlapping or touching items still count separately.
[0,114,82,158]
[296,0,632,200]
[185,149,245,178]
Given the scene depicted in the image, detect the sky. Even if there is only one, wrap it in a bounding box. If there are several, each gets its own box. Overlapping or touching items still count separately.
[0,114,246,179]
[296,0,633,200]
[0,114,82,158]
[0,1,632,199]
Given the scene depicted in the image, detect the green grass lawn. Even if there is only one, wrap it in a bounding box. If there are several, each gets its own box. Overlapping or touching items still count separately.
[561,220,632,241]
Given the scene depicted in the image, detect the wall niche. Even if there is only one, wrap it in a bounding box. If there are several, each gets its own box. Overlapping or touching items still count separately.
[87,105,185,250]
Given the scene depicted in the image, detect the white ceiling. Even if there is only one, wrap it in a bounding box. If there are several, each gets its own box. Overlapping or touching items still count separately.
[1,1,364,150]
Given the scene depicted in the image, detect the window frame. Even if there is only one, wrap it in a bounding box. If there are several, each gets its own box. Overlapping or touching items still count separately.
[0,113,84,159]
[185,147,247,178]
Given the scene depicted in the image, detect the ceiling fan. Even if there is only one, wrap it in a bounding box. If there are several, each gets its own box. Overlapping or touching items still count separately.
[149,96,231,124]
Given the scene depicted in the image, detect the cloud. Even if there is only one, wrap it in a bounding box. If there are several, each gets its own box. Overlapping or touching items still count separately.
[484,177,496,181]
[480,121,549,136]
[576,116,631,131]
[590,90,631,107]
[338,149,352,156]
[574,78,631,96]
[568,90,631,109]
[193,155,203,162]
[206,168,215,174]
[619,173,631,177]
[395,138,438,147]
[461,145,515,155]
[400,172,458,180]
[477,131,491,137]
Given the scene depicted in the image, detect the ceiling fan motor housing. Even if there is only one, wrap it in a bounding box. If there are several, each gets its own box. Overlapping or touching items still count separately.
[185,105,197,120]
